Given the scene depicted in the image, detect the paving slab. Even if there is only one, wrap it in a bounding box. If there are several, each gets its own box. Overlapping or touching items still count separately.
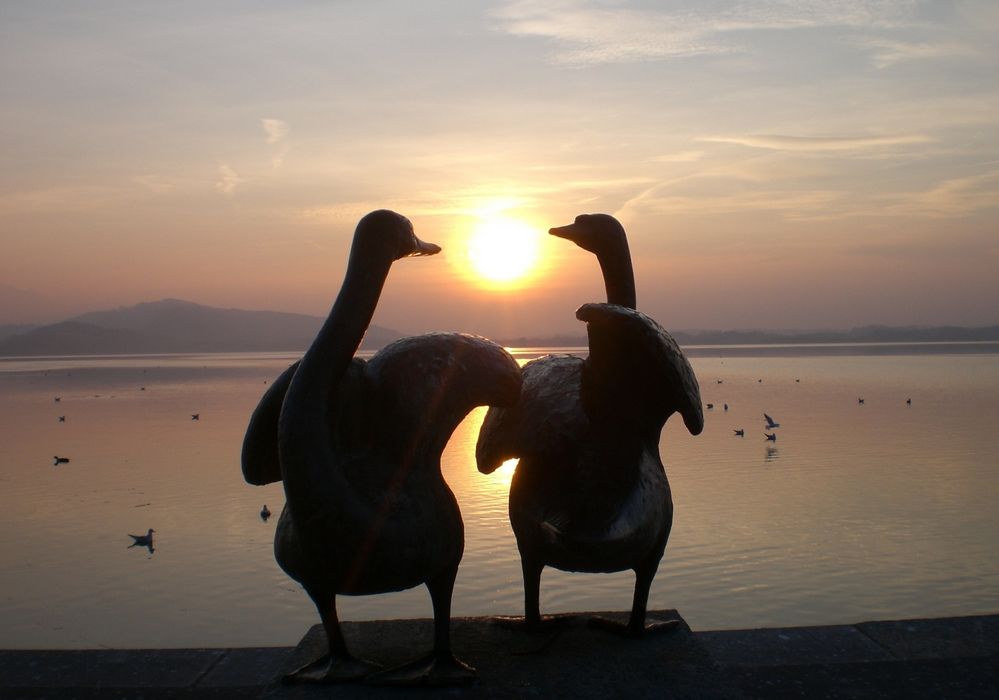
[857,614,999,660]
[695,624,892,668]
[727,656,999,700]
[0,649,224,689]
[200,648,294,688]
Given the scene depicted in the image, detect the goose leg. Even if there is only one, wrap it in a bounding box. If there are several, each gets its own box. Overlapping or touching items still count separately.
[490,555,564,632]
[522,554,543,627]
[589,561,679,637]
[284,590,380,684]
[367,564,475,686]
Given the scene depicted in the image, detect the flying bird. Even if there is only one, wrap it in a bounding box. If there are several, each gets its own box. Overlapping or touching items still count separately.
[764,413,780,429]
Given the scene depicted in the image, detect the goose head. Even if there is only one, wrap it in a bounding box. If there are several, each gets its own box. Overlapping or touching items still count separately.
[350,210,440,265]
[549,213,635,309]
[549,213,627,257]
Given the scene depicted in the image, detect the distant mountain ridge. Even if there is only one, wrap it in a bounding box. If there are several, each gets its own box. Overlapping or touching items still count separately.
[500,324,999,348]
[1,298,996,357]
[0,299,401,356]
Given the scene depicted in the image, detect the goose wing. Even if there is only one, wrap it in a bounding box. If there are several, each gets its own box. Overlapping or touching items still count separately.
[476,354,586,474]
[241,361,299,485]
[362,333,522,467]
[576,303,703,437]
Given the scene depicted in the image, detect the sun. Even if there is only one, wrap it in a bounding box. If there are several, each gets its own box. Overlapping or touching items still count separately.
[466,217,542,289]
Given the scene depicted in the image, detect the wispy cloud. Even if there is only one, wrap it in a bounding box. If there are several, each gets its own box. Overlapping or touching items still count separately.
[700,134,931,152]
[649,150,704,163]
[262,118,290,167]
[215,164,243,194]
[134,175,174,195]
[262,118,288,145]
[492,0,920,65]
[858,37,974,69]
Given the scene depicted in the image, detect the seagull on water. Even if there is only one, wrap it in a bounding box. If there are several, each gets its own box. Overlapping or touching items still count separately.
[128,529,155,547]
[260,504,271,521]
[764,432,777,442]
[53,456,69,465]
[191,414,200,421]
[733,429,744,437]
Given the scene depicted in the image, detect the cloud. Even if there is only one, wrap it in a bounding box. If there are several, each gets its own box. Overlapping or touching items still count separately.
[699,134,931,152]
[262,118,290,167]
[649,150,704,163]
[134,175,174,195]
[262,118,289,144]
[491,0,921,65]
[215,164,243,194]
[858,37,974,69]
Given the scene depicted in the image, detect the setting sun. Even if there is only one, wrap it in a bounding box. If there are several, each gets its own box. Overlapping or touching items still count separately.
[465,217,542,289]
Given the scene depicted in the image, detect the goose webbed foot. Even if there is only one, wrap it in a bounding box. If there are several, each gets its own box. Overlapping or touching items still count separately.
[488,614,570,634]
[587,615,681,639]
[365,651,475,687]
[283,652,381,684]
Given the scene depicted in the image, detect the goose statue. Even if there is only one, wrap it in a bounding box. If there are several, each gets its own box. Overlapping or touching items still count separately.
[240,210,521,685]
[476,214,702,637]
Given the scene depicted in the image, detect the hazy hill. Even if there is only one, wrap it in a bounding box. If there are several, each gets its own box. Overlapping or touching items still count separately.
[0,323,36,343]
[0,299,401,356]
[500,324,999,348]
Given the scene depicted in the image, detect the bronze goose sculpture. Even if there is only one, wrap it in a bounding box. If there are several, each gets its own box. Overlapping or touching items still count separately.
[241,210,521,684]
[476,213,702,636]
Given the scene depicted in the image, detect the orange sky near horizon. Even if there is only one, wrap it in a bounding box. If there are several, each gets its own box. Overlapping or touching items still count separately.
[2,2,998,336]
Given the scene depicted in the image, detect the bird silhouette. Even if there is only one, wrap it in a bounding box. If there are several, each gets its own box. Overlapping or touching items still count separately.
[764,413,780,429]
[764,432,777,442]
[241,210,521,684]
[127,528,155,547]
[260,504,271,521]
[53,456,70,465]
[733,429,744,437]
[58,416,65,422]
[191,414,200,420]
[477,214,702,637]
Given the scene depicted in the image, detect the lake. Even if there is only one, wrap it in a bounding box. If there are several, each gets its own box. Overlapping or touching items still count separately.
[1,345,997,649]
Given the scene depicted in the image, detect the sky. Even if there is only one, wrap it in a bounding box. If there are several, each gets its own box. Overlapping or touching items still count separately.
[1,0,998,338]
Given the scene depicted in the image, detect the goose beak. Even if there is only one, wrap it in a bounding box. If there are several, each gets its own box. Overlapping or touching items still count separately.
[548,223,578,241]
[411,237,442,257]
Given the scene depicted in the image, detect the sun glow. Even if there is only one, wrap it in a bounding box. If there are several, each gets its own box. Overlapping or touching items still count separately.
[465,217,542,289]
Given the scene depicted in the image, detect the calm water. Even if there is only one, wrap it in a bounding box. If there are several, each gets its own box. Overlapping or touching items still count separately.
[1,347,998,649]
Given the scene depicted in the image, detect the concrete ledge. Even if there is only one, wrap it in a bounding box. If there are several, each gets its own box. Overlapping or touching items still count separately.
[1,612,996,699]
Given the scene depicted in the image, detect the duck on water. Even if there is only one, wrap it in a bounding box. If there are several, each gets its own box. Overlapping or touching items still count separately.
[476,214,703,637]
[241,210,521,685]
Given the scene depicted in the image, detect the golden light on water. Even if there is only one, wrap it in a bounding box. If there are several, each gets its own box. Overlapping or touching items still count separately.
[464,216,543,290]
